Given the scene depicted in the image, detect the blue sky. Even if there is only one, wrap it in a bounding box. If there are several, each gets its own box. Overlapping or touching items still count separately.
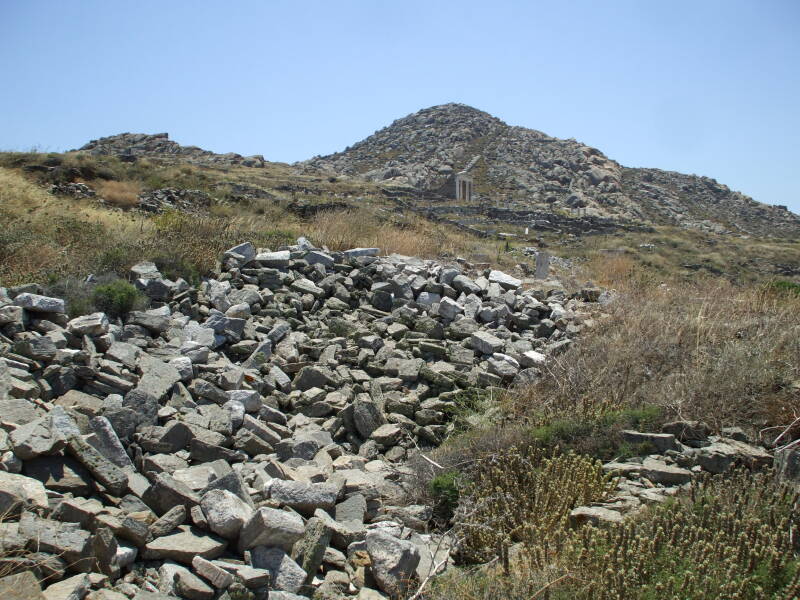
[2,1,798,211]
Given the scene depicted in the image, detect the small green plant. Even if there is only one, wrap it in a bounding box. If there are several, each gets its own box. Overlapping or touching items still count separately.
[44,276,96,318]
[328,317,359,338]
[92,279,144,317]
[429,471,461,523]
[151,254,200,285]
[441,388,498,434]
[96,245,138,276]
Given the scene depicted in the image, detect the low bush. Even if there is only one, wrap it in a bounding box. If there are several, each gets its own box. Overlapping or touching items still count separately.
[151,254,200,285]
[767,279,800,297]
[528,405,664,460]
[96,245,142,276]
[92,280,145,317]
[44,276,96,318]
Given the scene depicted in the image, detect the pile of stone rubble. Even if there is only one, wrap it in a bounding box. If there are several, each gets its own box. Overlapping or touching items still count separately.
[135,189,212,214]
[0,239,602,599]
[49,183,97,199]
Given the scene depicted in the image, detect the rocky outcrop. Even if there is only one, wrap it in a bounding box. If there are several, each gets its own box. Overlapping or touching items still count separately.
[304,104,800,238]
[77,133,267,168]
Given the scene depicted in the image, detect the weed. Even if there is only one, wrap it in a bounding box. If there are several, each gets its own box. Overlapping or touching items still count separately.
[456,445,615,565]
[555,468,800,599]
[151,254,200,285]
[426,469,800,600]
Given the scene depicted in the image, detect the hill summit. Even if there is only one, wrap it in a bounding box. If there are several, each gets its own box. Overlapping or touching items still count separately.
[305,103,799,238]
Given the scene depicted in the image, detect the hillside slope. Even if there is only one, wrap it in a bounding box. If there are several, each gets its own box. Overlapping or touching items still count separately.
[304,103,799,238]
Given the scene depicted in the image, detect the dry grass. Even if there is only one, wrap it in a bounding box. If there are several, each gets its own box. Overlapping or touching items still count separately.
[306,209,479,258]
[93,179,141,208]
[549,226,800,285]
[0,167,143,285]
[508,276,800,437]
[0,167,492,288]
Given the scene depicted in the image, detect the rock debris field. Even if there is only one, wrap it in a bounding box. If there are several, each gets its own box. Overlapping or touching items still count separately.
[0,238,775,599]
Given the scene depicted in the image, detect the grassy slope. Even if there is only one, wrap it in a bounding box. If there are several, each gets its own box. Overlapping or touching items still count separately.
[0,152,510,287]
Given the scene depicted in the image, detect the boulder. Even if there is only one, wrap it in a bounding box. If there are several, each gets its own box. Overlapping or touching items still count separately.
[238,507,305,553]
[67,313,109,337]
[0,471,49,515]
[365,530,420,597]
[569,506,624,527]
[639,458,693,485]
[487,270,521,290]
[158,561,214,600]
[621,430,681,453]
[143,526,226,564]
[191,555,233,590]
[696,437,773,473]
[469,331,504,355]
[290,516,333,587]
[200,489,252,539]
[0,571,46,600]
[269,480,338,515]
[42,574,90,600]
[19,513,93,572]
[250,546,305,593]
[14,293,66,314]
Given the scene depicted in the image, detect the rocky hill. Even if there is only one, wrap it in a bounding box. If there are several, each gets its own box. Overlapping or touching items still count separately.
[305,104,799,238]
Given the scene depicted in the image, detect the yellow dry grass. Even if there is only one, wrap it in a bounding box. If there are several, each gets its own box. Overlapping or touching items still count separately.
[506,273,800,436]
[0,167,496,286]
[305,209,476,258]
[93,179,142,208]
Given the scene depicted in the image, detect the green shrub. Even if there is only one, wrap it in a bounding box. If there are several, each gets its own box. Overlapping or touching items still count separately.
[429,471,460,524]
[44,276,95,318]
[151,254,200,285]
[441,388,501,434]
[96,246,139,276]
[92,280,144,317]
